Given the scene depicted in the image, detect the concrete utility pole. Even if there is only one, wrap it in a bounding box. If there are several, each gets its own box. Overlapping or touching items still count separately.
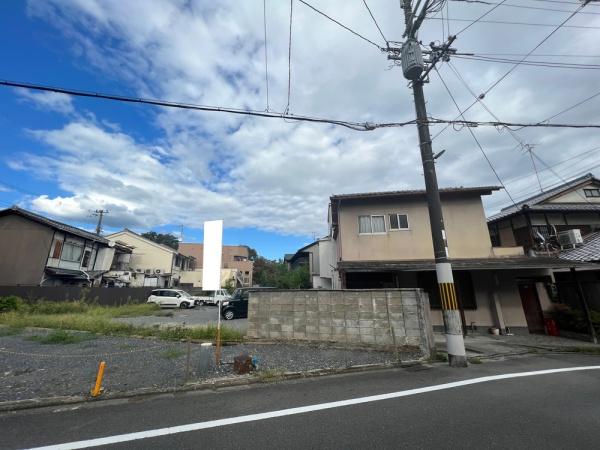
[93,209,109,235]
[399,0,467,367]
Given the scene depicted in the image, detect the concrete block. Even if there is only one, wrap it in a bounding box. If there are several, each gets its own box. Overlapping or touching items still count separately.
[293,325,306,333]
[406,328,422,337]
[358,320,374,328]
[269,317,281,325]
[269,331,282,339]
[358,312,374,320]
[345,320,359,328]
[306,325,318,334]
[332,319,346,327]
[406,336,421,346]
[333,326,347,335]
[375,335,392,345]
[281,324,293,333]
[269,324,282,332]
[281,332,293,339]
[359,327,374,335]
[318,326,332,335]
[360,334,376,344]
[306,333,321,341]
[332,334,347,342]
[346,327,360,335]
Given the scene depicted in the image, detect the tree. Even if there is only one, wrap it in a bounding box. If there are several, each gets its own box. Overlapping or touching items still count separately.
[141,231,180,250]
[253,257,310,289]
[246,246,258,261]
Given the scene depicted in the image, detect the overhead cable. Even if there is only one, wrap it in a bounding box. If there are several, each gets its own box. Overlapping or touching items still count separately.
[450,0,600,15]
[3,80,600,131]
[454,0,508,35]
[428,17,600,30]
[298,0,384,50]
[434,67,517,206]
[285,0,293,114]
[363,0,388,44]
[263,0,270,111]
[453,54,600,69]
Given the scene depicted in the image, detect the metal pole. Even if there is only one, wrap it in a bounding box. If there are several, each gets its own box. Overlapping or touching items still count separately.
[400,0,466,367]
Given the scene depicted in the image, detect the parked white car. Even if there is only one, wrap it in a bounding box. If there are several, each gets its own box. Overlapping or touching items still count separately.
[195,289,231,306]
[147,289,198,309]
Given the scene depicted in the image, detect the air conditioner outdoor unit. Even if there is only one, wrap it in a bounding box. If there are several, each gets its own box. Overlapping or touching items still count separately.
[145,269,152,274]
[557,229,583,248]
[136,268,142,273]
[155,269,162,274]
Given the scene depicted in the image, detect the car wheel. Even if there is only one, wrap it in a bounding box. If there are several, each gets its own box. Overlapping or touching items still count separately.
[179,301,189,309]
[224,310,235,320]
[198,300,205,306]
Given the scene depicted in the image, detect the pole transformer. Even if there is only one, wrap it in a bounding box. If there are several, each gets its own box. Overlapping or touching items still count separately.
[400,0,467,367]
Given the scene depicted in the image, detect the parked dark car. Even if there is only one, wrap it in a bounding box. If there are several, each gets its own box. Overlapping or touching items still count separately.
[220,287,276,320]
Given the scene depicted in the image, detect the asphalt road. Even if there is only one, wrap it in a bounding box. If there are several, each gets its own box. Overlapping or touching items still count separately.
[112,305,248,330]
[2,354,600,449]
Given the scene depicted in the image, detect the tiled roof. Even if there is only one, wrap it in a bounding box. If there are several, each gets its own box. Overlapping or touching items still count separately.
[488,203,600,222]
[559,231,600,262]
[488,173,600,223]
[331,186,501,201]
[0,206,109,244]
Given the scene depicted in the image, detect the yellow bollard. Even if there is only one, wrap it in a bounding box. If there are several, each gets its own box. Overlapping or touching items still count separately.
[90,361,106,397]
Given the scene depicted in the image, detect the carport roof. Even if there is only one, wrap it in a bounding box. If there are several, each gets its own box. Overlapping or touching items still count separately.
[338,257,593,272]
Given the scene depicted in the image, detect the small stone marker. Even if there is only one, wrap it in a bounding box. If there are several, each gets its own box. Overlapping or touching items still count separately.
[233,353,254,375]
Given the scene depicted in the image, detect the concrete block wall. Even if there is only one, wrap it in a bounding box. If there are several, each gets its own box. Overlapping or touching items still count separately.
[247,289,435,357]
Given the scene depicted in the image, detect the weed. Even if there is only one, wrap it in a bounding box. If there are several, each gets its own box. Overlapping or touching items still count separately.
[0,326,23,337]
[468,357,483,364]
[0,296,23,313]
[257,369,285,381]
[160,348,185,359]
[27,330,97,345]
[565,346,600,354]
[431,351,448,363]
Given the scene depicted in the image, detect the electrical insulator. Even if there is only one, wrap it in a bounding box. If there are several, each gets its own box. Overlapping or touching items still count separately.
[401,39,424,81]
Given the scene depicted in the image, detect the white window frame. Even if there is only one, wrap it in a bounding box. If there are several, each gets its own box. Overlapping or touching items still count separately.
[584,188,600,198]
[358,215,387,235]
[388,213,410,231]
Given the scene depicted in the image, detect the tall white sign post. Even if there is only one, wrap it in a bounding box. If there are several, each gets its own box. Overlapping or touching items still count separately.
[202,220,223,365]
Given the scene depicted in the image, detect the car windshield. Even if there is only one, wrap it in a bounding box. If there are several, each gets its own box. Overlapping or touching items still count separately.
[177,291,190,297]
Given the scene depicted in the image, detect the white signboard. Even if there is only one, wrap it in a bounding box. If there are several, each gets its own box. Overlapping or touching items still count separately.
[201,220,223,291]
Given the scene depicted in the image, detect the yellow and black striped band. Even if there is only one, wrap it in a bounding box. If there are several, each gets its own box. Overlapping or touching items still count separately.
[439,282,458,310]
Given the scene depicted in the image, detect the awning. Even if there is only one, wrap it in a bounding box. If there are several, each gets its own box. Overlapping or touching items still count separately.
[338,257,595,272]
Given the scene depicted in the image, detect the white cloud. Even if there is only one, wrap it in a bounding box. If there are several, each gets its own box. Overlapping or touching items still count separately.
[16,89,74,114]
[14,0,600,236]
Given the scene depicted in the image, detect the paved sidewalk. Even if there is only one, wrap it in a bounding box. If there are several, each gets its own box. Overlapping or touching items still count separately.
[435,332,600,358]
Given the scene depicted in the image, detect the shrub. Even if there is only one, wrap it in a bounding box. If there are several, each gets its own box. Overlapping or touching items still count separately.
[28,301,90,315]
[0,296,24,313]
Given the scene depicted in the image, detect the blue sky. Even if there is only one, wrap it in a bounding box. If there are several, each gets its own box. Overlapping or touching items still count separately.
[1,1,599,259]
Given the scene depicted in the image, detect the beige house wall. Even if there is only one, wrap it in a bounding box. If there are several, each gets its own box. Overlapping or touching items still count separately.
[179,268,239,288]
[338,196,493,261]
[179,243,254,286]
[546,183,600,203]
[106,231,174,274]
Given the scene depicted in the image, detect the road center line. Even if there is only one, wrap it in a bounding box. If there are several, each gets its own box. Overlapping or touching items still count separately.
[29,365,600,450]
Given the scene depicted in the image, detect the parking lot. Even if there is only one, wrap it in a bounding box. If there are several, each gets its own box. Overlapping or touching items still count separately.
[112,305,248,331]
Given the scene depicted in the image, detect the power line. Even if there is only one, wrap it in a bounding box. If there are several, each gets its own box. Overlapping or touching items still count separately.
[432,1,587,140]
[427,17,600,30]
[297,0,384,50]
[525,88,600,127]
[459,52,600,58]
[526,0,600,7]
[453,54,600,69]
[455,0,508,35]
[362,0,388,44]
[263,0,270,111]
[285,0,293,114]
[4,80,600,131]
[434,67,517,206]
[450,0,600,15]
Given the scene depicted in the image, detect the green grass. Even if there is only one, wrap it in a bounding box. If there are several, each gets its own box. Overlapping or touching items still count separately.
[468,357,483,364]
[160,348,186,359]
[0,302,244,343]
[0,326,23,337]
[257,369,284,381]
[27,330,97,345]
[564,346,600,354]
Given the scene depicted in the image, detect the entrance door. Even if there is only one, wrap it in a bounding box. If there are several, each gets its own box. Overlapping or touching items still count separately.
[518,282,545,334]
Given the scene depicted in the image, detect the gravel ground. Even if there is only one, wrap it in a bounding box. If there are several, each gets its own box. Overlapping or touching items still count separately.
[0,329,420,403]
[112,306,248,331]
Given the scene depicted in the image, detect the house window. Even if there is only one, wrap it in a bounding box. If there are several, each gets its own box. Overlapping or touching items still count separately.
[51,240,63,259]
[389,213,409,230]
[584,188,600,198]
[358,215,386,234]
[81,250,92,268]
[61,243,83,262]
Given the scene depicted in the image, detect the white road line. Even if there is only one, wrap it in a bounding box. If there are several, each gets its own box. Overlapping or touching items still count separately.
[29,365,600,450]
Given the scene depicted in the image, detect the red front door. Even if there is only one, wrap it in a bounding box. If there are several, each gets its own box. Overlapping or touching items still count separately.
[518,282,545,334]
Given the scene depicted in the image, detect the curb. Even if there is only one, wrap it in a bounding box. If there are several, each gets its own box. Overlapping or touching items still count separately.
[0,359,426,413]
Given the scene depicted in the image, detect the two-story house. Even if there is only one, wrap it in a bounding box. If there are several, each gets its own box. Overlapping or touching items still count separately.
[487,173,600,253]
[0,206,114,286]
[105,229,194,288]
[293,187,592,335]
[178,243,254,288]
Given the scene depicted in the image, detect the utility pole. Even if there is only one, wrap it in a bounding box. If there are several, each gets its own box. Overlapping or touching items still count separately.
[92,209,109,235]
[397,0,467,367]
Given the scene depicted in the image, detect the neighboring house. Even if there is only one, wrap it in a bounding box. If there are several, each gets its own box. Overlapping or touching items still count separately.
[105,229,194,288]
[560,231,600,265]
[487,173,600,253]
[179,243,254,287]
[287,237,336,289]
[296,187,593,335]
[100,241,135,287]
[178,267,242,292]
[0,206,114,286]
